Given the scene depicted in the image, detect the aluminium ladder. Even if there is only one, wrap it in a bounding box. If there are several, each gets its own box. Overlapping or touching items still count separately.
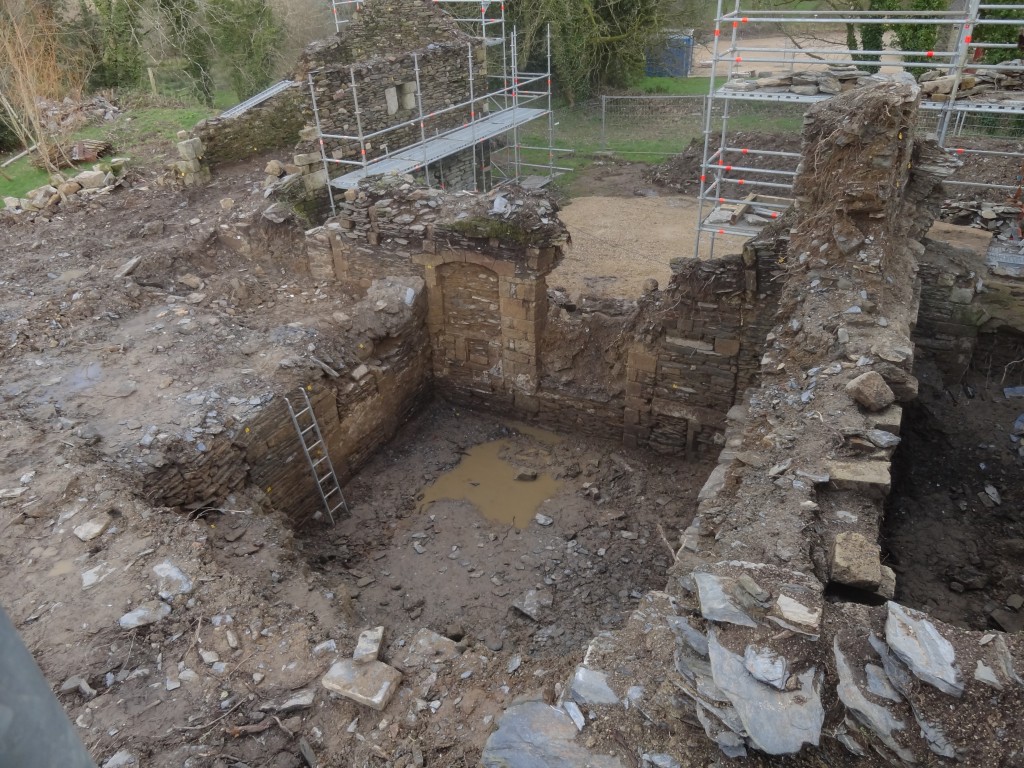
[284,388,348,524]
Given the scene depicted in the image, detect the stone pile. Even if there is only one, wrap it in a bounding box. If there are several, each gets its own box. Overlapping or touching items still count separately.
[941,199,1022,239]
[724,65,896,97]
[2,159,129,214]
[919,63,1024,103]
[37,94,119,134]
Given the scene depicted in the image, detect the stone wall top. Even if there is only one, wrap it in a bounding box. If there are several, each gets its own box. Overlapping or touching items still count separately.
[329,176,569,274]
[297,0,471,72]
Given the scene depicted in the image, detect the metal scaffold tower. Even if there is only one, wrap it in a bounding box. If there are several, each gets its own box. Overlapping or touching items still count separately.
[311,3,568,211]
[695,0,1024,259]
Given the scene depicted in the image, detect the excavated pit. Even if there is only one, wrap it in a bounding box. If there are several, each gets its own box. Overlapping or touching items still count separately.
[884,335,1024,632]
[293,403,714,660]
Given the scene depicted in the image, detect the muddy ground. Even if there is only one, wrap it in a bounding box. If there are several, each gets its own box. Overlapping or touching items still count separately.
[0,148,719,768]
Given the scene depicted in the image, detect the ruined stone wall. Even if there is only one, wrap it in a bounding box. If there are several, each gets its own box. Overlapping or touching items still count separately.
[144,278,432,526]
[300,178,784,455]
[320,0,466,63]
[625,237,786,456]
[609,82,1024,766]
[305,44,486,169]
[915,238,989,381]
[193,85,306,169]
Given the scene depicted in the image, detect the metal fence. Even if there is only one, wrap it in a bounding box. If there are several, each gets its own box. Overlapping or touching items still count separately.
[592,93,1024,157]
[596,95,812,156]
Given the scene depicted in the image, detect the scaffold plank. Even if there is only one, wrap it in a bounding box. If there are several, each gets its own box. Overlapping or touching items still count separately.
[328,107,547,189]
[219,80,297,120]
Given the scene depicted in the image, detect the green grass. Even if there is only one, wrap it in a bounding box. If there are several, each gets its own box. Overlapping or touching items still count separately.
[636,76,724,96]
[0,156,52,203]
[1,94,219,208]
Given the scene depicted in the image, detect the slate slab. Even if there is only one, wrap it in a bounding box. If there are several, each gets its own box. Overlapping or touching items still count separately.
[481,701,625,768]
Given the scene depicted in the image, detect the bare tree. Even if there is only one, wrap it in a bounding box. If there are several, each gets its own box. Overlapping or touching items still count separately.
[0,0,85,171]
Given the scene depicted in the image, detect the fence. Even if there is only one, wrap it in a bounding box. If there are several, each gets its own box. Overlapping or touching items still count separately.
[595,95,811,157]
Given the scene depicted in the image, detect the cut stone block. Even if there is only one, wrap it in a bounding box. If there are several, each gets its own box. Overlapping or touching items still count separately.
[321,658,401,711]
[824,461,891,498]
[830,532,882,590]
[353,626,384,664]
[177,137,204,161]
[385,86,399,115]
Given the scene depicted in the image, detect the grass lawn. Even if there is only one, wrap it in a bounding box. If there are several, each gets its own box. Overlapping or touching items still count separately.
[1,97,219,208]
[0,156,52,203]
[636,76,724,95]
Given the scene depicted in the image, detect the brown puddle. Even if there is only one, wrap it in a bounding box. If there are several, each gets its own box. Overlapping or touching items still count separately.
[419,438,561,528]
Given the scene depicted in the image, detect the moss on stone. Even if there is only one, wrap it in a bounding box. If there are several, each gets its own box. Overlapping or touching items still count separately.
[444,216,540,246]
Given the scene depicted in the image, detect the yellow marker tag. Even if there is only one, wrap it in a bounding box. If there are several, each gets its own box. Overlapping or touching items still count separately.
[244,427,250,434]
[267,486,272,493]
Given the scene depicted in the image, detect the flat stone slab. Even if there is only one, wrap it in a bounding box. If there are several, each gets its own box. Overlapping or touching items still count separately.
[322,658,402,711]
[833,638,915,762]
[694,572,757,628]
[481,701,625,768]
[397,628,460,670]
[708,630,824,755]
[118,601,171,629]
[569,665,619,706]
[824,461,891,497]
[512,589,552,622]
[885,602,963,697]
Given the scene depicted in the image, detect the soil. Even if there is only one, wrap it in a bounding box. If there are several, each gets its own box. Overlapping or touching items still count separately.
[884,364,1024,632]
[554,193,748,299]
[0,143,720,766]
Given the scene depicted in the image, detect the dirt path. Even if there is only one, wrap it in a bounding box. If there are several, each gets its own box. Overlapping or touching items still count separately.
[555,195,747,299]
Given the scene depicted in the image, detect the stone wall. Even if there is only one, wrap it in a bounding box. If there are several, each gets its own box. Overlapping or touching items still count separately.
[193,85,306,169]
[915,238,989,381]
[603,82,1024,765]
[145,277,431,527]
[626,234,787,456]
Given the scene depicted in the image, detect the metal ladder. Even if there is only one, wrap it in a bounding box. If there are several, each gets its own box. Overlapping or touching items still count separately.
[284,387,348,524]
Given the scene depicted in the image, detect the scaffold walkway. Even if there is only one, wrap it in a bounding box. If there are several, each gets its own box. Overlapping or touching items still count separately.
[328,106,547,190]
[219,80,296,120]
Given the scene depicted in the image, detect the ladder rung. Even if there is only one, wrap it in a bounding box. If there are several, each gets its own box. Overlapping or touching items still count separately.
[301,424,316,436]
[312,456,328,467]
[307,440,322,451]
[293,406,311,417]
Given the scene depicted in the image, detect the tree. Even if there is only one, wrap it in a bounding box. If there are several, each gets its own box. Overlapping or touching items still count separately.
[156,0,214,105]
[511,0,673,104]
[0,0,85,168]
[973,2,1023,65]
[208,0,282,100]
[84,0,146,90]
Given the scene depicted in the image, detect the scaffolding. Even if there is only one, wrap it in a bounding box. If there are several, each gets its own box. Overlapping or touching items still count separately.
[308,18,569,216]
[695,0,1024,259]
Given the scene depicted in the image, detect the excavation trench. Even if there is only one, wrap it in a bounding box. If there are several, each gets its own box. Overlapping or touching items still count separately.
[883,329,1024,632]
[293,403,713,660]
